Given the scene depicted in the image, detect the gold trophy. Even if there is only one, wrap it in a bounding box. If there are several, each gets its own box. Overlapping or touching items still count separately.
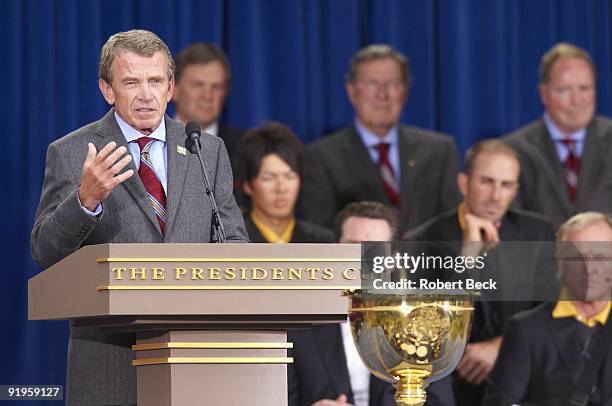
[345,290,473,406]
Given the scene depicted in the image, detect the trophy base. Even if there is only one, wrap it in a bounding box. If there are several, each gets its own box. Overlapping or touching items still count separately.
[393,368,432,406]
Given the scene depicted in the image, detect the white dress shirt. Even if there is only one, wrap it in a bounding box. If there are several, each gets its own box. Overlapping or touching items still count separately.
[115,113,168,193]
[340,320,371,406]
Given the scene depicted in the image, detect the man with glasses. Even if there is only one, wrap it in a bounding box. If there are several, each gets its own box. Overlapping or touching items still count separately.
[301,44,460,233]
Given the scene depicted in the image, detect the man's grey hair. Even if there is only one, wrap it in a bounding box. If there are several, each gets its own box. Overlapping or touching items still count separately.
[99,29,175,84]
[556,211,612,241]
[345,44,412,88]
[555,212,612,299]
[539,42,595,85]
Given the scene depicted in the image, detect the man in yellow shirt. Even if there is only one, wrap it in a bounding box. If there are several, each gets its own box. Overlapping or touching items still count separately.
[483,212,612,406]
[238,122,334,243]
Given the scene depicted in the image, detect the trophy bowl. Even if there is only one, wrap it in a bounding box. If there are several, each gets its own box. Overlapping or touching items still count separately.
[346,290,473,406]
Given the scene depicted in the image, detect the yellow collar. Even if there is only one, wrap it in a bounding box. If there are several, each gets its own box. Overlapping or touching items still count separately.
[552,300,611,328]
[457,203,466,231]
[250,212,295,244]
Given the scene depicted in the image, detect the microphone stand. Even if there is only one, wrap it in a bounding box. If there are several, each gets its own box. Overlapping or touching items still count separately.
[191,136,226,243]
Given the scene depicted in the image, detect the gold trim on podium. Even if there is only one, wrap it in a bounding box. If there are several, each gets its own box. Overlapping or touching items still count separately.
[133,357,293,366]
[132,342,293,351]
[97,257,360,263]
[97,285,355,291]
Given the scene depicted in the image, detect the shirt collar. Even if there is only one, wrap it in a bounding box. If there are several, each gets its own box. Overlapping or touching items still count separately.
[457,203,466,231]
[552,298,611,328]
[115,112,167,143]
[174,114,219,138]
[354,118,399,149]
[543,112,586,142]
[203,121,219,137]
[250,212,295,244]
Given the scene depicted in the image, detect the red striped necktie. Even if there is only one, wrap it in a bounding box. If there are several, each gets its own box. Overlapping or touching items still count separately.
[376,142,400,208]
[136,137,167,234]
[560,138,580,202]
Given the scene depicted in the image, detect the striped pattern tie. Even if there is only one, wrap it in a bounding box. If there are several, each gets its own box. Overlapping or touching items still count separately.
[376,142,400,208]
[560,138,581,202]
[136,137,167,234]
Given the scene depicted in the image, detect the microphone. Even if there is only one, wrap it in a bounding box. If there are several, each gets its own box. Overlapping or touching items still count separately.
[185,121,201,153]
[184,121,226,243]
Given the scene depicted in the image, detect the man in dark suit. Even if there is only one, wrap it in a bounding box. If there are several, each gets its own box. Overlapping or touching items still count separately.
[30,30,248,405]
[407,140,555,406]
[238,122,334,243]
[503,42,612,231]
[289,201,454,406]
[173,42,243,176]
[483,212,612,406]
[289,202,397,406]
[301,44,460,232]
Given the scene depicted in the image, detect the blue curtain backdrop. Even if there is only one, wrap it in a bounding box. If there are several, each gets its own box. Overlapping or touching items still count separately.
[1,0,611,399]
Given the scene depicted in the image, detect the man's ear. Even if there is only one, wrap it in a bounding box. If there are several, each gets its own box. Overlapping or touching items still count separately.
[242,181,253,197]
[345,82,356,106]
[99,79,115,105]
[457,172,468,197]
[539,84,549,110]
[166,76,175,102]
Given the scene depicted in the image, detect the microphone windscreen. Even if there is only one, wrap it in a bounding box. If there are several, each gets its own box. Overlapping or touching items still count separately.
[185,121,201,137]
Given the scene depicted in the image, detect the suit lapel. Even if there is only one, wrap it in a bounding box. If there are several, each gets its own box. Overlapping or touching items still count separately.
[244,216,266,243]
[576,118,610,208]
[398,128,420,227]
[164,117,190,237]
[368,375,387,406]
[547,314,584,386]
[530,123,573,215]
[312,325,353,401]
[95,109,161,234]
[600,329,612,403]
[442,210,464,241]
[290,221,307,243]
[341,128,390,204]
[499,211,520,241]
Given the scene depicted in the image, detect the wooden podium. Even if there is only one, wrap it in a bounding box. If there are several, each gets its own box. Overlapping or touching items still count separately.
[28,243,361,405]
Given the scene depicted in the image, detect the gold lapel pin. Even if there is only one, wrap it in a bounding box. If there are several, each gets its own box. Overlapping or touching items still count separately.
[177,145,187,156]
[408,159,416,167]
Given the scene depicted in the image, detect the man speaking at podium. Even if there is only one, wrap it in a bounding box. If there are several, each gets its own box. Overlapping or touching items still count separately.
[30,29,248,405]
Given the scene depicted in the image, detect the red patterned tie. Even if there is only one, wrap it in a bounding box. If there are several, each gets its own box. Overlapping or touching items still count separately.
[376,143,400,208]
[560,138,581,202]
[136,137,167,233]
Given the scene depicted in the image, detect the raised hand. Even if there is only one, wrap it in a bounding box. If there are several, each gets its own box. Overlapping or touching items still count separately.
[78,141,134,211]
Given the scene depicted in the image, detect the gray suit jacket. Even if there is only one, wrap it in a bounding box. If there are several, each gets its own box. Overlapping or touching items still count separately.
[503,116,612,230]
[301,125,460,231]
[30,109,248,405]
